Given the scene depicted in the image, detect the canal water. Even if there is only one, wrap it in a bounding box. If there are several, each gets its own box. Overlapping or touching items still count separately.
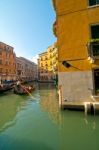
[0,83,99,150]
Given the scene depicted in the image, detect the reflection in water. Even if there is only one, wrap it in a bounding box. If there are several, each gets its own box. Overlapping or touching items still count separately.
[38,83,99,150]
[0,83,99,150]
[38,83,63,128]
[0,94,28,132]
[59,113,99,150]
[84,117,96,130]
[38,83,97,131]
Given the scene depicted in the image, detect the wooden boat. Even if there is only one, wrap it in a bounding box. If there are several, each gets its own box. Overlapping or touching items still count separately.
[14,85,35,95]
[0,84,14,94]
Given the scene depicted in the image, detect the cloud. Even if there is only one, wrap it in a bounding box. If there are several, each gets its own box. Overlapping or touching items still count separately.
[32,55,39,64]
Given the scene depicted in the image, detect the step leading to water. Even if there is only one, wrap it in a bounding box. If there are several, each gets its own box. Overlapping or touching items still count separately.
[61,101,99,115]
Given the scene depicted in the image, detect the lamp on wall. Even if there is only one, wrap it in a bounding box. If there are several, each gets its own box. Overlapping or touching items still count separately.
[62,61,71,68]
[62,60,81,70]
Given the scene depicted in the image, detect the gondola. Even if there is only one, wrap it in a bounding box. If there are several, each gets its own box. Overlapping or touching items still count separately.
[0,85,13,94]
[13,85,35,95]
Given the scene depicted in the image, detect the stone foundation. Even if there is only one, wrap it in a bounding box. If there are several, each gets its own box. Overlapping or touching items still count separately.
[58,71,93,105]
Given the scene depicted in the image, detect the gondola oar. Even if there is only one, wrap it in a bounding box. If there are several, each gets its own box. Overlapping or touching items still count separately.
[20,84,35,99]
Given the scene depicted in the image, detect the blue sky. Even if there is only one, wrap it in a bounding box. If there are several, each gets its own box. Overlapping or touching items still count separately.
[0,0,56,62]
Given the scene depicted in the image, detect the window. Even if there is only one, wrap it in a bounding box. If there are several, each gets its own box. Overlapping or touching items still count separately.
[4,46,6,50]
[89,0,99,6]
[0,60,2,64]
[6,61,8,65]
[91,24,99,39]
[0,68,2,73]
[89,24,99,56]
[6,69,8,73]
[93,69,99,94]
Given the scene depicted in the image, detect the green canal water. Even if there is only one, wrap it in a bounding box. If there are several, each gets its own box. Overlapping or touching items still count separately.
[0,83,99,150]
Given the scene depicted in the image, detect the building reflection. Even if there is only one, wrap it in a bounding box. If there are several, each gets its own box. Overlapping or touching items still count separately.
[0,94,28,133]
[38,83,62,127]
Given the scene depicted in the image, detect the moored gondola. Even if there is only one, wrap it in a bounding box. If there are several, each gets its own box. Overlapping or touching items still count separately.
[0,84,14,94]
[14,84,35,95]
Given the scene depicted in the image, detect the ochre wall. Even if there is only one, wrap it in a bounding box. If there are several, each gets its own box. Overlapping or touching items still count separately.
[55,0,87,14]
[54,0,99,72]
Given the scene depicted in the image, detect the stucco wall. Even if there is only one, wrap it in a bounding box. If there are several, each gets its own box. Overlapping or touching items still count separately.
[55,0,99,71]
[59,71,93,102]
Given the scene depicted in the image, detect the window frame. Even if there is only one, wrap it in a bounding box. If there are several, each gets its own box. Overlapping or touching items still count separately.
[88,23,99,58]
[0,68,2,73]
[0,59,2,65]
[90,23,99,39]
[88,0,99,8]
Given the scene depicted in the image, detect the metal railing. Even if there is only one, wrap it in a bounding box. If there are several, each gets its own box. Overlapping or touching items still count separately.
[88,42,99,58]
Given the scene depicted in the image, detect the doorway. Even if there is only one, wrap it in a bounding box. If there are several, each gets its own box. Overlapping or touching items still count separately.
[93,69,99,95]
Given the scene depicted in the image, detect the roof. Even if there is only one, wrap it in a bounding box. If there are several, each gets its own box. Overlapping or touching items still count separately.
[39,51,47,56]
[0,42,14,49]
[52,0,56,10]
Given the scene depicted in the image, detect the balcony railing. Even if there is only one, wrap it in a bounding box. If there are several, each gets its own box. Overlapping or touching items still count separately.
[87,41,99,59]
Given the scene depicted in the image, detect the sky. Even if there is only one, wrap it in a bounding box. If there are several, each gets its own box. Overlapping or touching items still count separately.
[0,0,56,63]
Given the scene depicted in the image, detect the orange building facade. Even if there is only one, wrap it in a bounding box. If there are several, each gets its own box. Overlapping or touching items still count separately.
[0,42,16,82]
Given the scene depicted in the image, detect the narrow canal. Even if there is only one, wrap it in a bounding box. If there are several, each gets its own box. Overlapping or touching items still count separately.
[0,83,99,150]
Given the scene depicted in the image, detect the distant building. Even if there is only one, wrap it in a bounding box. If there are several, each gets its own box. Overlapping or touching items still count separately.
[38,43,58,81]
[53,0,99,106]
[47,43,58,80]
[38,52,48,81]
[16,57,38,81]
[16,57,24,80]
[0,42,16,81]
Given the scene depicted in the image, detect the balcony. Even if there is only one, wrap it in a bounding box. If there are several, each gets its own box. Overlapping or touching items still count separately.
[87,40,99,60]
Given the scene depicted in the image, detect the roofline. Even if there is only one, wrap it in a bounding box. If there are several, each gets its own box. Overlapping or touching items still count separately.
[18,57,36,65]
[0,42,14,49]
[52,0,56,10]
[39,51,47,56]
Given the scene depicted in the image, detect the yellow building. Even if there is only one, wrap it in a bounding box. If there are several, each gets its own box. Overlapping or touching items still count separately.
[53,0,99,106]
[38,43,58,81]
[0,42,16,82]
[38,52,49,81]
[47,43,58,79]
